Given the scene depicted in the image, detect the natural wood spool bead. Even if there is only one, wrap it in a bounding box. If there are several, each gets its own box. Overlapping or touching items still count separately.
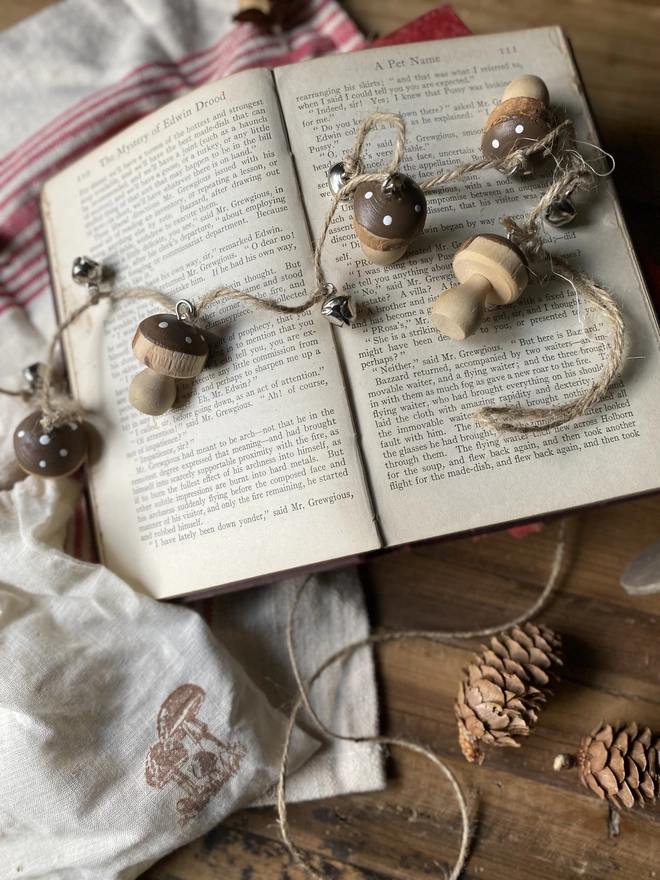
[430,234,528,340]
[481,75,555,165]
[353,173,427,265]
[13,410,87,478]
[129,313,209,415]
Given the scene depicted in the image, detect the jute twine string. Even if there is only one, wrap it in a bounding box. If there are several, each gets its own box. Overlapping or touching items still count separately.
[277,519,572,880]
[1,114,622,436]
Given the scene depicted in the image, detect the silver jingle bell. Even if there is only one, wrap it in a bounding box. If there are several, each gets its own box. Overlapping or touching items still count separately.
[544,195,577,227]
[381,172,406,194]
[72,256,103,287]
[321,293,356,327]
[327,162,352,200]
[22,362,47,388]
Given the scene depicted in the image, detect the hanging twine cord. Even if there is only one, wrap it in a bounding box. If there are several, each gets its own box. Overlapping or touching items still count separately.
[276,518,573,880]
[1,114,623,436]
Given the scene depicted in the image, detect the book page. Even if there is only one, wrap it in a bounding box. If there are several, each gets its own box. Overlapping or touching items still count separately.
[43,68,379,598]
[275,28,660,544]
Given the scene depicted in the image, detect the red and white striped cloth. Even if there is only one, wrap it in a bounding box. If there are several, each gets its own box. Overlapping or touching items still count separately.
[0,0,363,322]
[0,0,364,553]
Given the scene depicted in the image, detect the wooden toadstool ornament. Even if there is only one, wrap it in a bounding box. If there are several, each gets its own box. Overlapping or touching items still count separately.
[129,301,209,416]
[353,173,427,265]
[481,75,556,174]
[13,410,87,478]
[430,234,528,340]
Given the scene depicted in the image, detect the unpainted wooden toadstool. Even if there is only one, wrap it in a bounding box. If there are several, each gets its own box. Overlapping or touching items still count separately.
[481,75,555,170]
[430,234,528,340]
[129,313,209,415]
[353,173,427,265]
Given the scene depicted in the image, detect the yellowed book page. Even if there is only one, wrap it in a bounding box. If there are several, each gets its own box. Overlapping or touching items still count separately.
[43,67,379,598]
[275,28,660,545]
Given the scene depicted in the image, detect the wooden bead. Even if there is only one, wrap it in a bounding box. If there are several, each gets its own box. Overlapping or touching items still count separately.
[502,75,549,104]
[430,234,528,340]
[13,411,87,478]
[129,369,177,416]
[353,173,426,265]
[481,75,555,165]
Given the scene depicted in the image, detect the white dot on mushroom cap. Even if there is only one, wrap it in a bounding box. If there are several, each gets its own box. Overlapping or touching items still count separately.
[70,424,78,431]
[60,449,69,457]
[200,335,205,342]
[39,435,51,445]
[365,191,373,199]
[492,138,500,149]
[415,205,421,213]
[185,336,192,344]
[159,321,169,328]
[39,460,47,468]
[515,124,524,134]
[383,215,393,226]
[17,430,25,438]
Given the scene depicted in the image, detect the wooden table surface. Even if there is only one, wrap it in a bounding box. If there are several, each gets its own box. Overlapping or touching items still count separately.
[3,2,660,879]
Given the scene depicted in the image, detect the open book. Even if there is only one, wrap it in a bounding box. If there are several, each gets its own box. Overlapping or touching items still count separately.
[42,27,660,599]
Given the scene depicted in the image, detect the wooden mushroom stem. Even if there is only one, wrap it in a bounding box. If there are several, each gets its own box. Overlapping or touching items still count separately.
[129,369,177,416]
[430,274,492,340]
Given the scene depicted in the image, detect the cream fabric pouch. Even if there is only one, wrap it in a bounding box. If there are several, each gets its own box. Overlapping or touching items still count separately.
[0,476,317,880]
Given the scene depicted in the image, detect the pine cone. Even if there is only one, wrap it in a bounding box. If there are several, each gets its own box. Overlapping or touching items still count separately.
[455,622,562,763]
[555,723,659,809]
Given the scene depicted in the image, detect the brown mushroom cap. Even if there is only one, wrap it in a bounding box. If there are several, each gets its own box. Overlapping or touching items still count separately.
[353,173,427,252]
[132,314,209,379]
[481,97,556,162]
[13,411,87,478]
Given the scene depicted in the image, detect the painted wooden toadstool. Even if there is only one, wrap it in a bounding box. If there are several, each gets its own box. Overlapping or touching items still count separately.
[481,75,555,169]
[13,411,87,478]
[129,313,209,415]
[430,234,528,340]
[353,172,427,265]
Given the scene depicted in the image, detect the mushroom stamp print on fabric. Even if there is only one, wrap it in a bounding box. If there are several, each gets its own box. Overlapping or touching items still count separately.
[145,684,248,825]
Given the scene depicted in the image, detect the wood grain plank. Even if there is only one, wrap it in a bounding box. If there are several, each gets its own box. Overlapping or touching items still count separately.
[149,747,659,880]
[0,0,57,31]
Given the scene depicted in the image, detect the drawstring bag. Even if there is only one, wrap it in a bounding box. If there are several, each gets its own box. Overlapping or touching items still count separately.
[0,476,318,879]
